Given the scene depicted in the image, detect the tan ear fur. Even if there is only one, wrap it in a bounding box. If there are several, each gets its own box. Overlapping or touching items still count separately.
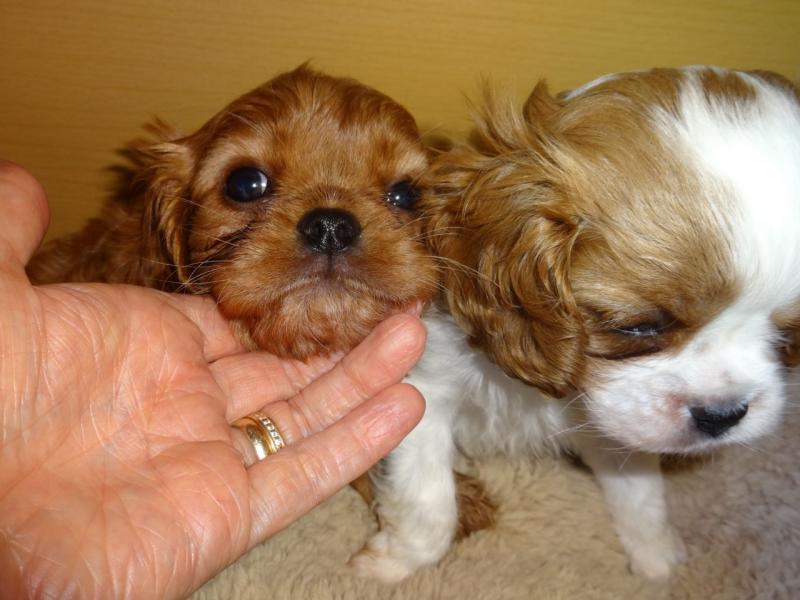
[27,121,195,290]
[423,82,586,397]
[121,122,197,290]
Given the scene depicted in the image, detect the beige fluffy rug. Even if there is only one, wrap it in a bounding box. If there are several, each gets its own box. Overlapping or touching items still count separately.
[194,380,800,600]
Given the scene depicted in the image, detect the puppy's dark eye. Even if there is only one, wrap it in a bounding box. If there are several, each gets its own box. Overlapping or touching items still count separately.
[385,181,419,210]
[225,167,270,203]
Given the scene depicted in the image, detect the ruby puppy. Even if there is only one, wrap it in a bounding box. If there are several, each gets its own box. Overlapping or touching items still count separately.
[352,66,800,581]
[28,67,438,357]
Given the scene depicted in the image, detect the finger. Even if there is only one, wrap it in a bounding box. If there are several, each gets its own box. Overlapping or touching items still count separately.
[0,161,49,273]
[287,313,426,433]
[245,382,425,546]
[215,351,339,423]
[162,292,246,361]
[219,313,426,438]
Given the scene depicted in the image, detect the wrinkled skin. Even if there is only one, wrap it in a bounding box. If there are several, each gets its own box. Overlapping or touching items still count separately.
[0,162,426,599]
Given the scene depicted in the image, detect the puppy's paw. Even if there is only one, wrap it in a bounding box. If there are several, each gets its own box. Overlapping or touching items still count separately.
[627,525,687,581]
[348,532,416,583]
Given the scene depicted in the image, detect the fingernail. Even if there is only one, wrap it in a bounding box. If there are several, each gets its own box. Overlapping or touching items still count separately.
[403,300,425,316]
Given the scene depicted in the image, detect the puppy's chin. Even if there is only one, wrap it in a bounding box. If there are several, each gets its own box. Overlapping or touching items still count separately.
[224,285,421,359]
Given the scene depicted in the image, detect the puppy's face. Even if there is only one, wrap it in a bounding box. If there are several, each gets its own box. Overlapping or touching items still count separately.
[427,67,800,453]
[138,67,437,358]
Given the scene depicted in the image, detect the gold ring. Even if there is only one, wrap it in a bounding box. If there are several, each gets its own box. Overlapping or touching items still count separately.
[232,412,285,461]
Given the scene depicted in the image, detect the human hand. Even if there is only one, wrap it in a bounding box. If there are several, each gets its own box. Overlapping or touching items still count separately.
[0,162,426,599]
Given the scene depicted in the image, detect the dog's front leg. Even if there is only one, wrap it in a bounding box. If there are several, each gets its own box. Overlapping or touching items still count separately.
[349,414,459,583]
[574,436,686,580]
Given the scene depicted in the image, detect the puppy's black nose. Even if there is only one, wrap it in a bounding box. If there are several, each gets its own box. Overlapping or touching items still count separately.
[690,403,749,438]
[297,208,361,255]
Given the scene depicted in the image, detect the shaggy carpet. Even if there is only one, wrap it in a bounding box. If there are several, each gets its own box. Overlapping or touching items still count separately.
[194,379,800,600]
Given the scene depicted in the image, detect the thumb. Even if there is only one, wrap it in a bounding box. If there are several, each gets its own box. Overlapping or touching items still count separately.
[0,161,50,273]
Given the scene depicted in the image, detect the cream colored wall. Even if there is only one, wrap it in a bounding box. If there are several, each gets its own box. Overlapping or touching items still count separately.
[1,0,798,239]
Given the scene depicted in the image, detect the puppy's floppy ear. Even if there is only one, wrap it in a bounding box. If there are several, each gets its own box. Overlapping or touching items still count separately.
[27,120,199,288]
[424,82,585,397]
[119,120,197,290]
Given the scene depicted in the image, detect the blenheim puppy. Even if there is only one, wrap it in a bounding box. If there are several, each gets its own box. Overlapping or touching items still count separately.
[351,67,800,581]
[27,67,438,358]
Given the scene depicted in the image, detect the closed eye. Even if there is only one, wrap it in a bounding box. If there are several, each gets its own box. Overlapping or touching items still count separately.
[585,309,680,361]
[610,310,676,337]
[612,321,669,337]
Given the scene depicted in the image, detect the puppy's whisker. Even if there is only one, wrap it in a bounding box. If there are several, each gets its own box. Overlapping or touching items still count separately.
[415,226,465,236]
[142,257,232,269]
[193,229,251,251]
[399,214,430,228]
[598,443,637,454]
[184,259,233,268]
[616,450,635,472]
[556,391,589,418]
[174,196,232,221]
[732,440,769,456]
[416,225,466,235]
[410,230,464,243]
[140,257,185,269]
[544,421,592,440]
[432,256,500,289]
[179,267,229,289]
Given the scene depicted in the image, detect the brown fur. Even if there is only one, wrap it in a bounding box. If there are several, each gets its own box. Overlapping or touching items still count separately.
[352,472,497,541]
[419,68,770,396]
[773,303,800,367]
[451,471,498,540]
[27,66,439,359]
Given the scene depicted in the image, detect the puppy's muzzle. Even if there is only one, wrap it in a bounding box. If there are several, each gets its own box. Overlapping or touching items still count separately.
[298,208,361,255]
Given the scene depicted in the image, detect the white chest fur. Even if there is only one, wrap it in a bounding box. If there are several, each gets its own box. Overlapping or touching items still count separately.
[408,311,573,459]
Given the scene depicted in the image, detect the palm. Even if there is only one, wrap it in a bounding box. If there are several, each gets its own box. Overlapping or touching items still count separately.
[2,284,259,597]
